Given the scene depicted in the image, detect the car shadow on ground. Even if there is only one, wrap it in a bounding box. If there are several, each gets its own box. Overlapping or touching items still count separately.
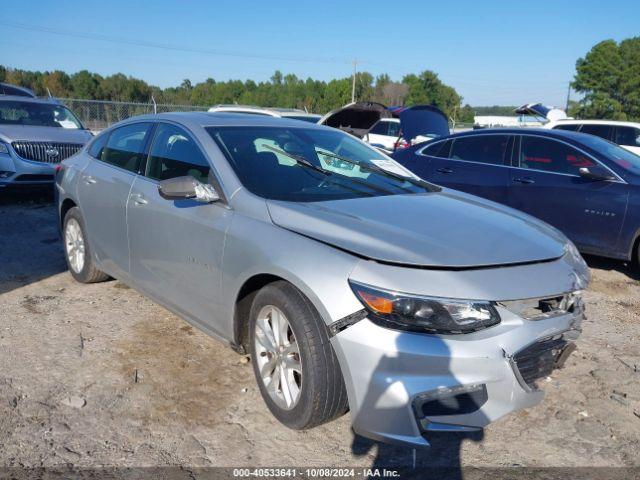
[352,430,483,479]
[0,186,67,294]
[583,254,639,281]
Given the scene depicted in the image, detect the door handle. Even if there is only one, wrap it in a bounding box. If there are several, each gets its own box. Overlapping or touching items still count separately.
[513,177,535,184]
[436,167,454,174]
[82,175,97,185]
[131,193,148,206]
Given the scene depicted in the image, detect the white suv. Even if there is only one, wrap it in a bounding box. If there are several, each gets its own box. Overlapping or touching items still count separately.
[547,120,640,155]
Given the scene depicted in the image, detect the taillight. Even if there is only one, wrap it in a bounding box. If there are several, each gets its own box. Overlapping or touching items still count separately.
[394,138,409,150]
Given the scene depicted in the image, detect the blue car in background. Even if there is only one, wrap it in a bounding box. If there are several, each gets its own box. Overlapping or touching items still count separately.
[392,128,640,265]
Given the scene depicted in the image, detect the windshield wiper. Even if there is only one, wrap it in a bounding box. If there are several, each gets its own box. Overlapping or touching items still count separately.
[316,150,437,192]
[260,144,394,196]
[261,144,329,176]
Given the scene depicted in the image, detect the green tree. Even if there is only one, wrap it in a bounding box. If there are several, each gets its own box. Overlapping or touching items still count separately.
[572,37,640,120]
[401,70,461,119]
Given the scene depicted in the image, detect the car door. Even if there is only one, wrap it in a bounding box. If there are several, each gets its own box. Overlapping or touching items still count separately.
[507,134,628,253]
[77,122,153,279]
[127,122,233,335]
[421,134,512,204]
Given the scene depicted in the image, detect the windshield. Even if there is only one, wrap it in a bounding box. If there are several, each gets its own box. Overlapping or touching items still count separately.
[207,126,429,202]
[579,134,640,175]
[0,101,83,129]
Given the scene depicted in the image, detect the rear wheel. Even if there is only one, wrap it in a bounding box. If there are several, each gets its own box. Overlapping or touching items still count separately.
[63,207,109,283]
[249,281,348,429]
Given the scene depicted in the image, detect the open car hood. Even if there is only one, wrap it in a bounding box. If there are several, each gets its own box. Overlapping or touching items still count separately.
[396,105,449,141]
[266,191,567,269]
[318,102,392,138]
[515,103,568,122]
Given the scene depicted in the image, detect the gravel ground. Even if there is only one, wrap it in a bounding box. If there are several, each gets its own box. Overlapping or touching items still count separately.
[1,189,639,473]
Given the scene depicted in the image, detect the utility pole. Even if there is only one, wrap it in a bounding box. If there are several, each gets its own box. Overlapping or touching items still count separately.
[565,82,571,112]
[351,59,358,103]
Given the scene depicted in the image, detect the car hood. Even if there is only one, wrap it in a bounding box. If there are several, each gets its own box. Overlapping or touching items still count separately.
[398,105,450,142]
[318,102,392,138]
[0,125,93,144]
[515,103,568,122]
[266,191,567,268]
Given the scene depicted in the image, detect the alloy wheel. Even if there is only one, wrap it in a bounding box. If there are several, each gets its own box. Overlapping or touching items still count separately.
[254,305,302,410]
[65,218,85,273]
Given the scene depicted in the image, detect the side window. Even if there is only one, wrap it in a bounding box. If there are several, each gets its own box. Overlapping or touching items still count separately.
[615,126,640,147]
[88,132,109,160]
[102,123,152,173]
[369,120,390,135]
[420,140,451,158]
[553,124,581,131]
[146,123,210,182]
[579,124,613,141]
[519,136,596,175]
[450,135,509,165]
[387,121,400,137]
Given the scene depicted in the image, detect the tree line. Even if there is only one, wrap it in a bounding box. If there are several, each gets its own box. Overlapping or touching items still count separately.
[0,65,477,123]
[2,35,639,122]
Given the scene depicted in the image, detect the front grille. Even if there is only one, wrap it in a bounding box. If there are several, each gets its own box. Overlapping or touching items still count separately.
[11,141,83,164]
[512,335,574,391]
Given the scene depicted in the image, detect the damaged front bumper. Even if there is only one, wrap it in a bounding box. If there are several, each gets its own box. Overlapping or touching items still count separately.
[331,309,582,448]
[329,254,588,448]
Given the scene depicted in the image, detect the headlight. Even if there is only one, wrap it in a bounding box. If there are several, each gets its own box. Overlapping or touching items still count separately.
[349,281,500,334]
[0,143,9,155]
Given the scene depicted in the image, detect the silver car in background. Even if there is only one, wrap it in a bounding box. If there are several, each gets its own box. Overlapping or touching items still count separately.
[56,112,589,447]
[0,94,92,187]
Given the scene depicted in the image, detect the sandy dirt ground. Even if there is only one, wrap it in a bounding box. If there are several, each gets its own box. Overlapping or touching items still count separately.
[1,189,639,472]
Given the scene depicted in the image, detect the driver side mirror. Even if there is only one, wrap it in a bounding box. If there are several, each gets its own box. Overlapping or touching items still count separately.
[158,176,220,203]
[578,167,616,182]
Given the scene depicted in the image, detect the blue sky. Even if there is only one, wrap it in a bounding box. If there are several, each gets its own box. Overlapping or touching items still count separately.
[1,0,638,106]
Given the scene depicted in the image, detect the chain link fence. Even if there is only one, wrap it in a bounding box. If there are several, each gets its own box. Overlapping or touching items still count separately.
[60,98,209,132]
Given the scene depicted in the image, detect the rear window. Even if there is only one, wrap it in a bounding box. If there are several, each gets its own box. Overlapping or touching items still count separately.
[450,135,510,165]
[101,123,152,173]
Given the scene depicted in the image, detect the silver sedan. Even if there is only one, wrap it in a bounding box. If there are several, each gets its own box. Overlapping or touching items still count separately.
[56,112,589,447]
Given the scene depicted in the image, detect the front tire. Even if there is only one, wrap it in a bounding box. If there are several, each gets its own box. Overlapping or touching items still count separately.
[249,281,348,430]
[63,207,109,283]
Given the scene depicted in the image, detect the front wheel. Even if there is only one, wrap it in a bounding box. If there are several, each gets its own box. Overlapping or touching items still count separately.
[249,281,348,429]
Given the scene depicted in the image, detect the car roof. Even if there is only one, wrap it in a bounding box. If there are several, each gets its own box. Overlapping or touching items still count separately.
[436,127,586,141]
[423,127,616,161]
[115,111,334,130]
[550,119,640,128]
[0,95,64,105]
[0,82,36,98]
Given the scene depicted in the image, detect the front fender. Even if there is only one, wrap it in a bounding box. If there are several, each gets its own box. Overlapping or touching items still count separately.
[221,213,363,334]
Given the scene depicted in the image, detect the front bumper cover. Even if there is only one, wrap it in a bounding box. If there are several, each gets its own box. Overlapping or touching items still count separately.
[331,306,582,448]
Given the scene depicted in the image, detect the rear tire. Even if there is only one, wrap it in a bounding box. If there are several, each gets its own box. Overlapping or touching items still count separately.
[249,281,348,430]
[63,207,109,283]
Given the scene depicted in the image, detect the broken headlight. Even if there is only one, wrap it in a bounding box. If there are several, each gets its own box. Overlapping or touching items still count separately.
[349,281,500,334]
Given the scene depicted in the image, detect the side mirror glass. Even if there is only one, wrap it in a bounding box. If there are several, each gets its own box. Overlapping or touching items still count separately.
[158,176,220,203]
[578,167,615,182]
